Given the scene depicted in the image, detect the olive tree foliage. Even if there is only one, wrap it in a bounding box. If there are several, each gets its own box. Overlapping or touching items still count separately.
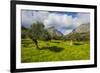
[28,22,50,49]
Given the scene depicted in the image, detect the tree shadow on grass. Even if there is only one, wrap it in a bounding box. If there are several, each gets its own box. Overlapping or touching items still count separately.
[40,46,64,52]
[51,41,60,43]
[73,42,83,45]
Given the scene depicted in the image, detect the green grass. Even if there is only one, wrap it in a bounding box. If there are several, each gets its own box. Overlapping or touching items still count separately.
[21,39,90,63]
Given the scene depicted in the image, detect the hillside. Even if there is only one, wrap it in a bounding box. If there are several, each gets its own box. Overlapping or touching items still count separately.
[47,27,63,39]
[65,23,90,41]
[72,23,90,33]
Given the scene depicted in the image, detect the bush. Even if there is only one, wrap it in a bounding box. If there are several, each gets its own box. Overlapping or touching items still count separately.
[21,31,27,39]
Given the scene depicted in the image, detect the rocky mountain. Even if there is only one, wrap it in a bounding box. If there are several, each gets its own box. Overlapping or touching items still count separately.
[72,23,90,33]
[65,23,90,41]
[47,27,63,39]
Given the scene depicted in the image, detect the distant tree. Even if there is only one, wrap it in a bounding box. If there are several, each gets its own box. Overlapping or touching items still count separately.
[65,33,80,45]
[21,31,27,39]
[28,22,45,49]
[21,26,28,39]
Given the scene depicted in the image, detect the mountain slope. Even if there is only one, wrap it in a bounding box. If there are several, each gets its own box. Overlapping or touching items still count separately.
[47,27,63,39]
[65,23,90,41]
[72,23,90,33]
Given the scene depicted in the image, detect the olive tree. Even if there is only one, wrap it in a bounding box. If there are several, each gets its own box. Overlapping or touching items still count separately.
[28,22,45,49]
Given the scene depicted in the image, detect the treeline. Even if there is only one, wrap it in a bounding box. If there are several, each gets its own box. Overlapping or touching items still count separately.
[65,32,90,41]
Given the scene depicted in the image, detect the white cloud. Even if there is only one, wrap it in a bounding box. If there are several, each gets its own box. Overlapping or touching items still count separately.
[43,13,74,29]
[21,10,49,27]
[32,11,49,22]
[21,10,33,27]
[73,13,90,27]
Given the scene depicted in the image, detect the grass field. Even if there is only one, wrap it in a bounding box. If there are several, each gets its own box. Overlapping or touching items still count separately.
[21,38,90,63]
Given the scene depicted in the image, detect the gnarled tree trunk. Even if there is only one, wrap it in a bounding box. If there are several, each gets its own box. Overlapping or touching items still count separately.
[32,39,39,49]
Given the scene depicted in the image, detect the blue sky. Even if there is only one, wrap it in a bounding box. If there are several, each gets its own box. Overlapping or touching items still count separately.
[21,10,90,35]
